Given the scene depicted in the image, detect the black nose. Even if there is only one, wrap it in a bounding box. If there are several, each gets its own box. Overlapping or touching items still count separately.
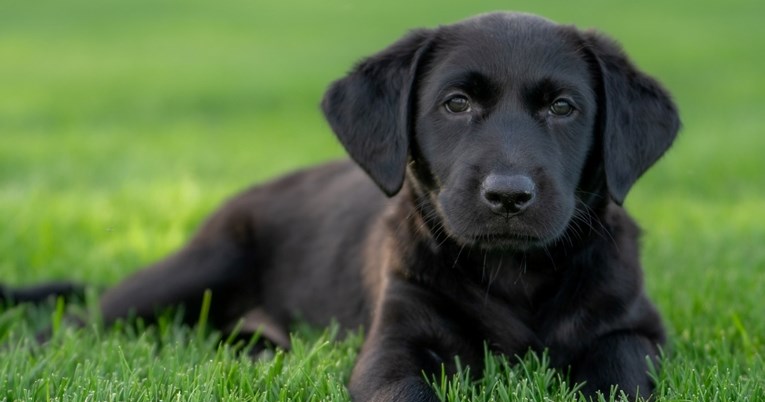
[480,174,536,216]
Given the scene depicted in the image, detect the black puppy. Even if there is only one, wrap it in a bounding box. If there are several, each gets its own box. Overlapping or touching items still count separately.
[3,12,679,401]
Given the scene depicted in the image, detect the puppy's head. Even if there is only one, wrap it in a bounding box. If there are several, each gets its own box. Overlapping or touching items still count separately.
[322,12,679,251]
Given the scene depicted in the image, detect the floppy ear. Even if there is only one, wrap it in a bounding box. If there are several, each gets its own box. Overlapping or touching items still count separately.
[584,32,681,205]
[321,30,433,196]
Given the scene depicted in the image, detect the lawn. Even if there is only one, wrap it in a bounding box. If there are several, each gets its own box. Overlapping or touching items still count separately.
[1,0,763,400]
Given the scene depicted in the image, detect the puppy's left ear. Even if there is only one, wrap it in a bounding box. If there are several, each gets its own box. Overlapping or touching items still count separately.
[321,30,433,196]
[584,32,681,205]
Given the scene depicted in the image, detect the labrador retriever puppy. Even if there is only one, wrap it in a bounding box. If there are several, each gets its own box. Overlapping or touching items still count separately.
[2,12,679,401]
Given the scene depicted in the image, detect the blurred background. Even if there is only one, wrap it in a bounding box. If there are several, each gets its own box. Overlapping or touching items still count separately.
[1,0,763,357]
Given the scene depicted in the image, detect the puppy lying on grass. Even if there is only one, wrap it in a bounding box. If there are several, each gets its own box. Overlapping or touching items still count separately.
[2,12,679,401]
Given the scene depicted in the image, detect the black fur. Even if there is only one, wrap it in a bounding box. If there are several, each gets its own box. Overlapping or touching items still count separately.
[2,12,679,401]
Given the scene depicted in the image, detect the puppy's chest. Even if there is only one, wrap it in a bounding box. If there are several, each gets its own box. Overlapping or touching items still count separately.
[444,260,570,353]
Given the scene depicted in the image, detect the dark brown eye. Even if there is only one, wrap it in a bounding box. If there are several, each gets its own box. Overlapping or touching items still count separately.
[549,99,574,116]
[444,96,471,113]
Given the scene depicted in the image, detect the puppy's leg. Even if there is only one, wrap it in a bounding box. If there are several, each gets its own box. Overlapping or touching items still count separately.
[349,280,480,402]
[99,237,256,330]
[573,332,660,400]
[222,307,291,357]
[351,331,443,401]
[100,199,274,330]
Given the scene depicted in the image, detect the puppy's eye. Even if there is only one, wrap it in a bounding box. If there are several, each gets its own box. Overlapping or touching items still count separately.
[549,99,574,117]
[444,96,471,113]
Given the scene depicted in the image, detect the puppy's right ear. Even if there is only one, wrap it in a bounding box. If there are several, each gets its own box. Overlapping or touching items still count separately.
[321,30,433,196]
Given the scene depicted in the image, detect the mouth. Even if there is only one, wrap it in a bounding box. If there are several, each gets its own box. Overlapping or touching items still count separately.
[465,232,546,250]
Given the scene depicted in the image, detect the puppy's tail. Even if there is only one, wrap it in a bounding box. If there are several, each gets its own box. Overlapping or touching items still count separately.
[0,281,86,305]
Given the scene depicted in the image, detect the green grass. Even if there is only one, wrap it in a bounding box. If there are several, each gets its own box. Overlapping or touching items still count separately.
[1,0,763,400]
